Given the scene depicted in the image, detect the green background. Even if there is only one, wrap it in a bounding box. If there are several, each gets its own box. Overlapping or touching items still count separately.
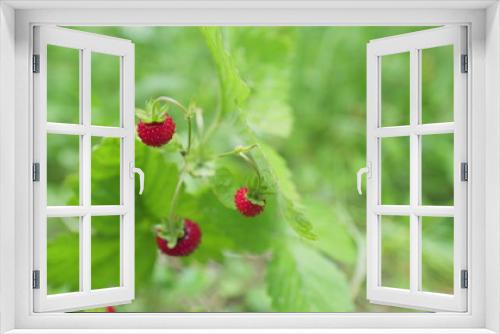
[45,27,455,312]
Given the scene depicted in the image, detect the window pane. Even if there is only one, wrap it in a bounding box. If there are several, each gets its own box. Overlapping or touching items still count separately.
[421,134,454,206]
[47,134,80,206]
[47,45,80,124]
[91,216,121,290]
[421,217,454,294]
[381,137,410,205]
[381,52,410,127]
[381,215,410,289]
[421,45,454,124]
[92,52,121,127]
[91,137,121,205]
[47,217,80,294]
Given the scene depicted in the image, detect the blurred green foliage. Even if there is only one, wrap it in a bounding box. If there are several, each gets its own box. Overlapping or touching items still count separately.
[45,26,455,313]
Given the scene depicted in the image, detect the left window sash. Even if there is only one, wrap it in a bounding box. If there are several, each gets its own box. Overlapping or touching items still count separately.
[32,26,135,313]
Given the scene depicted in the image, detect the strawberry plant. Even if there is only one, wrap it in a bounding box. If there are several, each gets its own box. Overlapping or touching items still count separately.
[53,26,451,313]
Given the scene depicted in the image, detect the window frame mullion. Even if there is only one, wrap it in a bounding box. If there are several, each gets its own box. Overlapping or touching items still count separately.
[79,47,92,294]
[409,48,421,293]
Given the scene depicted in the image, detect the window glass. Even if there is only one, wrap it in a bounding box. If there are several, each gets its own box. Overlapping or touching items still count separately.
[47,134,80,206]
[381,137,410,205]
[421,45,454,124]
[91,216,121,290]
[91,137,121,205]
[47,217,80,294]
[47,45,80,124]
[421,134,454,206]
[421,217,454,294]
[381,52,410,127]
[92,52,121,127]
[381,215,410,289]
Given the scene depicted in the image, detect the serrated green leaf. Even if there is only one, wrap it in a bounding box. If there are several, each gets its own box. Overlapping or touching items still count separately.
[304,200,357,266]
[201,27,250,115]
[267,241,354,312]
[211,167,238,209]
[222,114,315,240]
[176,191,278,262]
[229,28,295,138]
[135,141,180,219]
[183,173,211,196]
[258,143,301,205]
[256,143,316,240]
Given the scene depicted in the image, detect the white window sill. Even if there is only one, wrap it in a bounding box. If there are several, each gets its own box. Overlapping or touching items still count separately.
[4,329,497,334]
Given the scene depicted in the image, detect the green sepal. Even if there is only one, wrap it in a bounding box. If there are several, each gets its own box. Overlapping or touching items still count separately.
[247,175,273,195]
[155,221,185,249]
[246,194,265,206]
[136,99,169,123]
[135,108,152,123]
[245,177,267,206]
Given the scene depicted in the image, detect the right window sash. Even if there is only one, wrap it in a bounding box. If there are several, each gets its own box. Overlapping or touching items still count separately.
[366,26,468,312]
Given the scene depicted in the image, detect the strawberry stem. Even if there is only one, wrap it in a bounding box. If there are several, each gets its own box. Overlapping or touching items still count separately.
[153,96,194,156]
[166,166,187,235]
[217,144,258,158]
[153,96,189,115]
[187,115,193,155]
[239,152,262,193]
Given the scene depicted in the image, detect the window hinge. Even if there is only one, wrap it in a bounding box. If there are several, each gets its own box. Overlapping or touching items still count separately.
[32,162,40,182]
[461,269,468,289]
[461,54,468,73]
[32,54,40,73]
[461,162,468,182]
[32,270,40,289]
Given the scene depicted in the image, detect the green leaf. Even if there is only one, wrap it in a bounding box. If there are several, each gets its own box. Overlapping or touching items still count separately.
[211,157,251,209]
[211,167,238,208]
[304,200,357,266]
[258,143,301,204]
[267,241,354,312]
[229,28,295,138]
[176,191,278,262]
[135,141,180,219]
[217,113,316,240]
[256,143,316,240]
[201,27,250,115]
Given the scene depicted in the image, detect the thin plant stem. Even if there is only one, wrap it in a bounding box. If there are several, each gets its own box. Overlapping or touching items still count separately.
[187,116,193,155]
[167,166,187,233]
[153,96,189,115]
[239,152,261,192]
[216,144,258,158]
[202,107,222,144]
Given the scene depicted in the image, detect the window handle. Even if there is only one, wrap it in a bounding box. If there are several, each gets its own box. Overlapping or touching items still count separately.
[357,163,371,195]
[130,162,144,195]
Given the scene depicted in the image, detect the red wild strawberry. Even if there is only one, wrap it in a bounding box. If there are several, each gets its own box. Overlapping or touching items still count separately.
[137,117,175,147]
[234,187,265,217]
[136,98,176,147]
[106,306,116,313]
[156,219,201,256]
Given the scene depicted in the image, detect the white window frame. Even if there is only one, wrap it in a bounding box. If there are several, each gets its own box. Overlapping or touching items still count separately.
[0,1,499,333]
[366,26,468,312]
[32,26,135,312]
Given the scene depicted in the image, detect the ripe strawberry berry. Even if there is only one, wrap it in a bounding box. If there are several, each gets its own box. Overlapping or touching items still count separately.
[137,117,175,147]
[106,306,116,313]
[156,219,201,256]
[136,99,176,147]
[235,187,265,217]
